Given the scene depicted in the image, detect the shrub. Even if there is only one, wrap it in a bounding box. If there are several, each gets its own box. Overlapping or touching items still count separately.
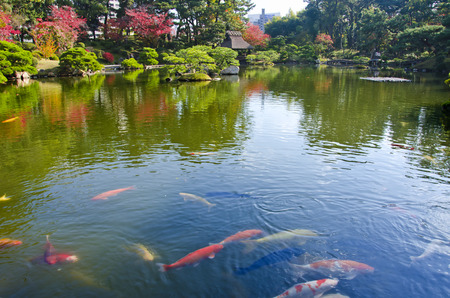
[121,58,143,69]
[138,47,158,66]
[49,54,59,61]
[102,52,114,63]
[246,50,280,66]
[0,41,38,79]
[59,47,103,73]
[32,50,44,59]
[21,42,37,51]
[0,71,6,84]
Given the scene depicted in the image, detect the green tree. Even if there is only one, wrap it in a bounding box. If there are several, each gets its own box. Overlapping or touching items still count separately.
[0,40,37,80]
[70,0,108,40]
[357,7,390,54]
[59,47,103,73]
[138,47,159,66]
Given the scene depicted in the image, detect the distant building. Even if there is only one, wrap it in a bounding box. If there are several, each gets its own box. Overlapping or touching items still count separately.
[248,9,280,32]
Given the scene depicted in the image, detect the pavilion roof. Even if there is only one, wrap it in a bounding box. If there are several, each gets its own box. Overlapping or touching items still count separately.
[220,31,253,50]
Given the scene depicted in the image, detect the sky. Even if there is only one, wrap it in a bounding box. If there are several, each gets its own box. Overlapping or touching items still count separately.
[248,0,308,17]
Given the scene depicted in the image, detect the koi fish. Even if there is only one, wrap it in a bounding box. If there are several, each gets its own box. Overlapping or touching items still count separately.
[410,239,450,262]
[43,235,78,265]
[91,186,135,200]
[383,203,417,218]
[219,229,263,245]
[273,279,339,298]
[130,243,156,261]
[0,194,11,201]
[242,229,318,252]
[234,247,305,275]
[157,244,223,272]
[2,116,19,123]
[294,260,374,280]
[391,143,414,150]
[179,192,216,208]
[423,155,437,165]
[189,152,217,156]
[0,238,22,249]
[205,192,252,199]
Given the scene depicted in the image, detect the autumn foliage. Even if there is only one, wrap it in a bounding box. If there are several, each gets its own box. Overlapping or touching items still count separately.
[315,33,334,48]
[30,6,86,57]
[243,23,270,48]
[102,52,114,63]
[125,7,173,47]
[0,11,18,41]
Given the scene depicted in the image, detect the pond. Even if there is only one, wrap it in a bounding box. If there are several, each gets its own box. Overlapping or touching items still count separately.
[0,66,449,298]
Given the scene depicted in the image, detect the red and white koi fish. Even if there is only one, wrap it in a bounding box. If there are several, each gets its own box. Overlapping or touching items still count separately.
[294,260,374,280]
[274,279,339,298]
[0,238,22,249]
[91,186,135,200]
[391,143,414,150]
[1,116,19,123]
[43,235,78,265]
[219,229,263,245]
[157,244,223,272]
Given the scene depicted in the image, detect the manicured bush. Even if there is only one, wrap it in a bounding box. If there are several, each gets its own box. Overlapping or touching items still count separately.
[0,71,7,84]
[178,73,212,81]
[138,47,158,66]
[49,54,59,61]
[121,58,143,69]
[102,52,114,63]
[0,41,38,80]
[59,47,103,73]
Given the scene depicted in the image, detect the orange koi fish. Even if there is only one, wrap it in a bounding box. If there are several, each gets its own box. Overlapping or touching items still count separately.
[0,238,22,249]
[157,244,223,272]
[2,117,19,123]
[91,186,135,200]
[2,116,19,123]
[274,279,339,298]
[219,229,263,245]
[294,260,374,280]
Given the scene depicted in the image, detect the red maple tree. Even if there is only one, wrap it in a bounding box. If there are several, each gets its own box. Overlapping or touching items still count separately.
[125,7,173,47]
[0,11,18,41]
[243,23,270,48]
[31,6,86,55]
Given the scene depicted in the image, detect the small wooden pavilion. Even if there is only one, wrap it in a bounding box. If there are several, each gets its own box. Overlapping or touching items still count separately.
[220,31,253,63]
[220,31,254,50]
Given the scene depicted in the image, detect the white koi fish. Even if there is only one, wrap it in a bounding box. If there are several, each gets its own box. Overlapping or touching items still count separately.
[179,193,216,208]
[410,239,450,262]
[294,259,374,280]
[242,229,318,252]
[274,279,339,298]
[130,243,156,261]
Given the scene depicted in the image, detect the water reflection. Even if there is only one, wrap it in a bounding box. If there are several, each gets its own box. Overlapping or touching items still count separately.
[0,66,449,297]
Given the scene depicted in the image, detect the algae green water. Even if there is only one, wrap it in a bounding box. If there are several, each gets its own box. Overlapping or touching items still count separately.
[0,66,449,297]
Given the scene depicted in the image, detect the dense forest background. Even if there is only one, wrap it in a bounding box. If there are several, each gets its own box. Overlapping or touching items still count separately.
[0,1,449,70]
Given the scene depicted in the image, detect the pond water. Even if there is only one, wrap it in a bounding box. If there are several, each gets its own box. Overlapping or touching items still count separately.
[0,66,449,298]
